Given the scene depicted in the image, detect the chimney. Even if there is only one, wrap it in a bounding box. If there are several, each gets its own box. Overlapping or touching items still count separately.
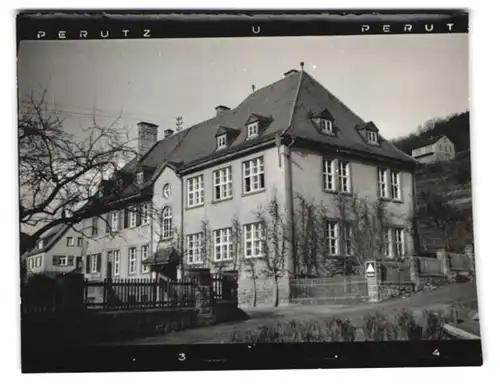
[137,122,158,156]
[164,129,175,139]
[215,105,230,117]
[284,69,298,77]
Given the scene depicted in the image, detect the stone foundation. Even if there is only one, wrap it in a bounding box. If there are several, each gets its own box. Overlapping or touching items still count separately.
[238,276,290,307]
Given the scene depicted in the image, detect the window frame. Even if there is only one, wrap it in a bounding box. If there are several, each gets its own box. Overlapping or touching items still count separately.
[111,212,119,232]
[213,166,233,202]
[242,156,265,195]
[216,134,227,149]
[320,118,334,134]
[141,244,150,274]
[186,175,204,208]
[394,227,405,258]
[66,236,74,247]
[213,227,234,262]
[128,247,137,275]
[90,254,99,274]
[140,203,150,225]
[367,130,378,144]
[384,228,394,259]
[129,207,138,228]
[161,206,173,239]
[136,172,144,185]
[377,168,389,199]
[323,158,351,194]
[243,222,264,259]
[113,250,120,276]
[163,183,172,199]
[247,122,259,139]
[338,160,351,194]
[326,220,340,256]
[186,232,204,265]
[390,171,402,201]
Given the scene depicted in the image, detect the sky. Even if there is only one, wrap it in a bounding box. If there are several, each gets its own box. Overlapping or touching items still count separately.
[17,34,469,141]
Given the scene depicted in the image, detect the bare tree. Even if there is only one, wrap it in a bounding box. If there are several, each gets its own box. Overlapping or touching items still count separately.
[19,88,138,253]
[255,196,289,307]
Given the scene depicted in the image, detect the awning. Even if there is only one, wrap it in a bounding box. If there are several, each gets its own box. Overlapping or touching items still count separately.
[141,247,180,266]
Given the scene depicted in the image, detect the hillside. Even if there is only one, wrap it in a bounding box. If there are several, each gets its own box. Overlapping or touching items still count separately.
[414,150,474,253]
[392,111,470,155]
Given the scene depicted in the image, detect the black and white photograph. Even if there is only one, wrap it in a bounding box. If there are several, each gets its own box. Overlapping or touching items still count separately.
[15,10,482,372]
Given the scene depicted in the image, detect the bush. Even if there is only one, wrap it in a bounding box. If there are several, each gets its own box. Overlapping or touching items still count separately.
[229,308,453,343]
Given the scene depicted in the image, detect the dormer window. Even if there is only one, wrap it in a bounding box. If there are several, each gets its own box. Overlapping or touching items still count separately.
[216,134,227,149]
[136,172,144,186]
[321,119,333,134]
[367,130,378,144]
[247,122,259,139]
[38,240,44,250]
[310,109,337,136]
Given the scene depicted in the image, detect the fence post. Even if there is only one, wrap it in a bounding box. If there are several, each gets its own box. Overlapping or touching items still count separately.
[408,256,421,290]
[365,260,380,303]
[185,268,215,325]
[464,244,475,275]
[436,248,451,281]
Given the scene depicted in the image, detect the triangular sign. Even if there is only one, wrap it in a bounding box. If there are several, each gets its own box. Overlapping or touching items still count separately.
[366,264,375,273]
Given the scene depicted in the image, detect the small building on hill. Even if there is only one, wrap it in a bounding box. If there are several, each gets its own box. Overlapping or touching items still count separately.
[411,135,455,163]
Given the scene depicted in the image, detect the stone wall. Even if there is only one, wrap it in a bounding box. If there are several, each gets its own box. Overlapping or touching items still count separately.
[379,282,415,301]
[238,276,290,307]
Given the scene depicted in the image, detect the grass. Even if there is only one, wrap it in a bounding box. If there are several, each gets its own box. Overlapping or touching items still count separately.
[229,307,457,343]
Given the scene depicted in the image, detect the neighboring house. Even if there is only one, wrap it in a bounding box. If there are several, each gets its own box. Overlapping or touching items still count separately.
[71,68,417,304]
[23,223,86,277]
[411,135,455,163]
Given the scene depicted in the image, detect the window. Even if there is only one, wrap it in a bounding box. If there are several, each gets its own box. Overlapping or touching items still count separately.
[344,225,353,256]
[213,167,232,201]
[161,206,173,239]
[111,212,119,232]
[129,207,138,228]
[323,159,336,191]
[323,159,351,193]
[243,157,265,194]
[163,183,171,199]
[187,175,204,207]
[38,240,43,250]
[216,134,227,149]
[391,171,401,200]
[28,258,34,269]
[128,247,137,275]
[66,237,74,247]
[141,245,150,273]
[113,250,120,276]
[140,203,150,225]
[136,172,144,185]
[90,254,99,274]
[77,237,83,247]
[367,131,378,144]
[394,228,405,257]
[214,228,233,262]
[338,161,351,193]
[35,256,42,268]
[384,229,393,258]
[186,233,203,264]
[378,168,389,198]
[326,221,340,256]
[247,122,259,138]
[321,119,333,134]
[53,256,68,266]
[91,216,98,236]
[244,223,264,258]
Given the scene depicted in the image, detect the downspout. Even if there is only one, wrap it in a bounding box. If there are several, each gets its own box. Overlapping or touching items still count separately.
[179,174,185,279]
[279,70,303,278]
[279,136,296,277]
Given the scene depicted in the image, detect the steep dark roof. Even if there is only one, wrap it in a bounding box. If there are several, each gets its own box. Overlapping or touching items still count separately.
[23,223,69,258]
[140,71,416,171]
[411,134,448,150]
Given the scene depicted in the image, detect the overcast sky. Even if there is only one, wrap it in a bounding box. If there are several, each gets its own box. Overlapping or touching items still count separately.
[17,34,469,140]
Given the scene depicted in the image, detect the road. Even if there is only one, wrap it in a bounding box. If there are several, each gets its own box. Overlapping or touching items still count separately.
[107,281,479,345]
